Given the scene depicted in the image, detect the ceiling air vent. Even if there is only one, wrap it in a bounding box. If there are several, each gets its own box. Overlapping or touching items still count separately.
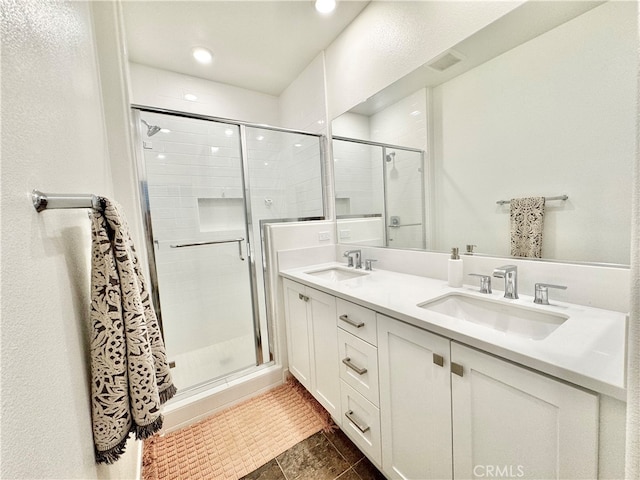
[426,51,463,72]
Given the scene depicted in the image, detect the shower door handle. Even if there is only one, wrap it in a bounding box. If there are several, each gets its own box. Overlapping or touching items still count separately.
[169,238,246,261]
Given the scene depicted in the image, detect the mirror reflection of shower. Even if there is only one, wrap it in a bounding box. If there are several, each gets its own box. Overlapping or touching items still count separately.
[141,119,162,137]
[386,151,398,179]
[333,137,426,250]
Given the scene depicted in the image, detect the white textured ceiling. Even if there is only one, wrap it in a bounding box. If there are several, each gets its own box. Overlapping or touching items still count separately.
[121,1,370,96]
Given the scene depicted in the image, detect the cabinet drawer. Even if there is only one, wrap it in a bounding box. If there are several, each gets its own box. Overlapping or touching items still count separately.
[340,380,382,467]
[337,298,377,345]
[338,329,379,406]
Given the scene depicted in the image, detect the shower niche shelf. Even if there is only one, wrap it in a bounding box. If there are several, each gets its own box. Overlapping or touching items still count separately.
[197,197,244,232]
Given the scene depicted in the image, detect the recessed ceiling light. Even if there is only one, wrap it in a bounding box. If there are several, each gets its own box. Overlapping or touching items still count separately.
[315,0,336,14]
[211,146,219,153]
[184,93,198,101]
[192,47,213,64]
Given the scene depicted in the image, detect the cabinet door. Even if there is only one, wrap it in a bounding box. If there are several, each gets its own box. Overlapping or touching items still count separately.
[378,314,453,480]
[283,279,311,390]
[451,342,599,480]
[308,287,341,420]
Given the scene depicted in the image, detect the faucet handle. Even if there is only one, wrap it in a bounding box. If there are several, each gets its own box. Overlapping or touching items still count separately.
[534,283,567,305]
[364,259,377,271]
[468,273,492,294]
[343,251,354,267]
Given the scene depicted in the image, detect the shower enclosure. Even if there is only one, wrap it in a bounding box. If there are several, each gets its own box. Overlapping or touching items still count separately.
[132,107,325,394]
[332,136,426,249]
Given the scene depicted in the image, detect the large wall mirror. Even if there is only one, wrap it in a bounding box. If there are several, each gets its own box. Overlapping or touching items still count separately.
[332,1,636,266]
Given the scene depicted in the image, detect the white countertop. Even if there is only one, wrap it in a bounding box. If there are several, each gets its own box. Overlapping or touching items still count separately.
[280,262,627,401]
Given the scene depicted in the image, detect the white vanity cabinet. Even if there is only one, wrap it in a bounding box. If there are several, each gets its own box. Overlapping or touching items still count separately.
[377,314,453,480]
[282,278,601,480]
[283,279,341,421]
[451,342,599,480]
[377,313,599,480]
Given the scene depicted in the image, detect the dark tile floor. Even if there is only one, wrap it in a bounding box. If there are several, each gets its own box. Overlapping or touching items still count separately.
[240,429,386,480]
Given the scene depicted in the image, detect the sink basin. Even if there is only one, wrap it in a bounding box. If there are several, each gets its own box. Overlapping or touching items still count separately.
[306,267,368,282]
[418,293,568,340]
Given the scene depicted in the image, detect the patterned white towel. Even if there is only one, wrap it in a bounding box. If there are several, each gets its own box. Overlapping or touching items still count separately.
[510,197,545,258]
[89,197,176,464]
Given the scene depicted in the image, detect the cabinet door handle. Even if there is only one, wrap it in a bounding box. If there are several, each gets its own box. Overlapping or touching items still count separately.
[433,353,444,367]
[339,314,364,328]
[298,293,309,302]
[342,357,367,375]
[451,362,464,377]
[345,410,370,433]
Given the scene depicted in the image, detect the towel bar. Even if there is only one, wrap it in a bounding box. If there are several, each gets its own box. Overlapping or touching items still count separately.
[496,195,568,206]
[32,190,101,212]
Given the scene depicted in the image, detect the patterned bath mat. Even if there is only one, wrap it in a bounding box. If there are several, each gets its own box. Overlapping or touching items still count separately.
[142,378,333,479]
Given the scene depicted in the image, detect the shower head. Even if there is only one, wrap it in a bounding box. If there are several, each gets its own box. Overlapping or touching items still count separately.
[385,151,396,163]
[141,119,162,137]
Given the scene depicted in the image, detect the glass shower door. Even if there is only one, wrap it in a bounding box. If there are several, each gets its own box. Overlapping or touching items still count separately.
[139,111,257,391]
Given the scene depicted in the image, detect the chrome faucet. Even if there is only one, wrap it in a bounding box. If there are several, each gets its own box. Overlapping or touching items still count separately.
[493,265,518,299]
[343,249,362,269]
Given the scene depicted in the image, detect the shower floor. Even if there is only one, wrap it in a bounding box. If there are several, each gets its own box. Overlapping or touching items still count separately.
[168,333,257,391]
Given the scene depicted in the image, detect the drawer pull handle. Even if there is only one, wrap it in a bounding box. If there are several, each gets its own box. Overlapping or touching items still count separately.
[339,314,364,328]
[342,357,367,375]
[451,362,464,377]
[433,353,444,367]
[298,293,309,302]
[345,410,370,433]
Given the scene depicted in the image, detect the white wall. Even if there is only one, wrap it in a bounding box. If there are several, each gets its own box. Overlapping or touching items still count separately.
[432,2,636,264]
[324,1,524,118]
[370,88,428,151]
[279,53,328,134]
[129,63,280,125]
[278,52,334,220]
[1,1,138,478]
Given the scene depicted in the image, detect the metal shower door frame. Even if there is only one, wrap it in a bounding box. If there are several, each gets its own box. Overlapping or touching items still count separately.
[131,106,326,375]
